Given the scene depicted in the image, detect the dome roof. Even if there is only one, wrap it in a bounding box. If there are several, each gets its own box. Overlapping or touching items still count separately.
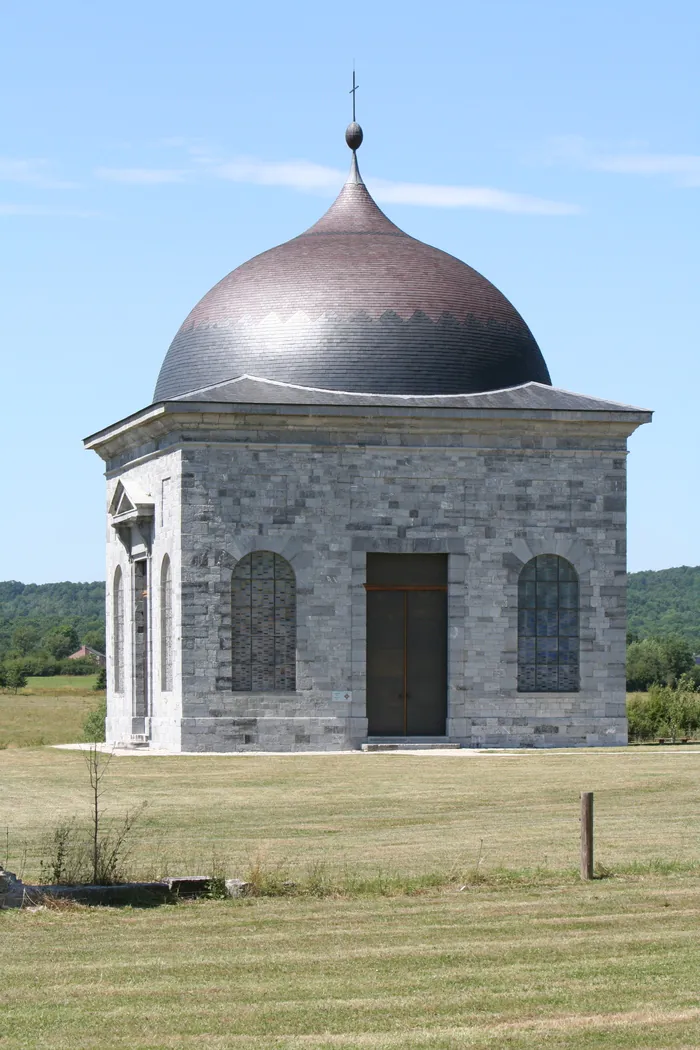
[154,136,551,401]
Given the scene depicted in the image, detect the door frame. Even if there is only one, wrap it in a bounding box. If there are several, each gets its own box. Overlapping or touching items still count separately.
[350,542,467,744]
[364,581,448,736]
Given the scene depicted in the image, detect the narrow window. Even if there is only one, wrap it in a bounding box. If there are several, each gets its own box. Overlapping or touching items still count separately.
[231,551,296,691]
[160,555,172,692]
[518,555,579,692]
[113,566,124,693]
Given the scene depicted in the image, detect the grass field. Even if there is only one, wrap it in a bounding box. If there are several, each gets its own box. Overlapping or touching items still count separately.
[0,676,101,748]
[3,745,700,884]
[3,746,700,1048]
[3,877,700,1049]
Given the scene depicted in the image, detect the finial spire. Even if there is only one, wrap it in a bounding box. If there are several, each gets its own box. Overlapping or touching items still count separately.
[345,65,364,155]
[350,65,359,123]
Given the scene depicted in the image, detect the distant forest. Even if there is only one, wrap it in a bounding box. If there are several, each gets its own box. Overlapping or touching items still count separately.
[627,565,700,649]
[1,565,699,657]
[0,580,105,661]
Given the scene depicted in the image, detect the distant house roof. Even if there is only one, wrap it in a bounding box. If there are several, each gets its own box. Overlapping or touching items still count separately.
[68,646,106,667]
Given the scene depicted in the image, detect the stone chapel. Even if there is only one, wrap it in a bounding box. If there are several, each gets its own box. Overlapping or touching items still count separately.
[85,120,651,752]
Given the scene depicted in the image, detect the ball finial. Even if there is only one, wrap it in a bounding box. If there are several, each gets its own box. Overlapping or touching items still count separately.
[345,121,363,151]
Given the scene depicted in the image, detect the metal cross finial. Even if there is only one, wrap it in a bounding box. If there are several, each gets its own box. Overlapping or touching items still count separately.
[349,67,359,122]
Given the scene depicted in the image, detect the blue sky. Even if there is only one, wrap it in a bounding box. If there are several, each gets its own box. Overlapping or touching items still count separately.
[2,0,698,582]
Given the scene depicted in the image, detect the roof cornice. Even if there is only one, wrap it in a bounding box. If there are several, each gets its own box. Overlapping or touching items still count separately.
[84,384,652,461]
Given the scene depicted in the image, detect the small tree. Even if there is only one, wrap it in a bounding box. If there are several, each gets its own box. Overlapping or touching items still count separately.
[85,743,110,883]
[5,665,28,693]
[82,742,145,884]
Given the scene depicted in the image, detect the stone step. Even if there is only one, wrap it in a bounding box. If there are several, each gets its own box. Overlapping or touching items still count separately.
[162,875,211,897]
[362,741,461,752]
[114,735,150,749]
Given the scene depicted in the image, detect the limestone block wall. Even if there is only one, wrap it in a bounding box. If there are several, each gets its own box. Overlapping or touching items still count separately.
[168,411,634,751]
[104,450,183,750]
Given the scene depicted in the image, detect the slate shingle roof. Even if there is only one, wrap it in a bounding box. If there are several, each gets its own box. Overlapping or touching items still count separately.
[154,148,551,401]
[171,374,649,415]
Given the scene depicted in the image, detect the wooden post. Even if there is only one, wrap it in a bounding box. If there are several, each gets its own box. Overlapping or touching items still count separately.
[580,792,594,880]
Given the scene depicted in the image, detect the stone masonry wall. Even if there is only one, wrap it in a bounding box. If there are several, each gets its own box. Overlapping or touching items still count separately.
[159,411,636,752]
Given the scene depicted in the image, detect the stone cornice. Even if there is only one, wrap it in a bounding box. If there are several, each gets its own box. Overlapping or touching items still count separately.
[85,395,652,463]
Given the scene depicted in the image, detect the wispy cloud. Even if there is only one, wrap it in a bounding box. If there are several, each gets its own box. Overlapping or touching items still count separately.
[95,166,188,185]
[550,136,700,188]
[211,156,578,215]
[0,203,98,217]
[213,157,341,192]
[0,158,79,189]
[368,178,577,215]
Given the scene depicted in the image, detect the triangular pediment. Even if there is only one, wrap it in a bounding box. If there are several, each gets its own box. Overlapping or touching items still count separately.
[110,484,134,516]
[109,481,154,521]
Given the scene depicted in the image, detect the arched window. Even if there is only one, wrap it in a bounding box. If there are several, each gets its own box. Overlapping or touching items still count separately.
[160,555,172,692]
[113,566,124,694]
[518,555,579,692]
[231,551,296,691]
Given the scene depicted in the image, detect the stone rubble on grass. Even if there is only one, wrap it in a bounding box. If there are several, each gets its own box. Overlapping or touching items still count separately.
[224,878,251,898]
[0,868,226,908]
[0,869,26,909]
[161,875,212,896]
[0,867,260,908]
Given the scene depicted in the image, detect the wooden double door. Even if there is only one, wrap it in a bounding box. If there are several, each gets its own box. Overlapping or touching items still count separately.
[366,554,447,737]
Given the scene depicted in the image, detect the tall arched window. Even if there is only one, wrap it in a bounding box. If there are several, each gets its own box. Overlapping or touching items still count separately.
[518,555,579,692]
[231,551,296,691]
[160,555,173,692]
[113,566,124,694]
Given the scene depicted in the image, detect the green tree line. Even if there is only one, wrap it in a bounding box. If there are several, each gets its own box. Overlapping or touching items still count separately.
[626,634,700,692]
[0,581,106,684]
[628,565,700,649]
[1,568,699,689]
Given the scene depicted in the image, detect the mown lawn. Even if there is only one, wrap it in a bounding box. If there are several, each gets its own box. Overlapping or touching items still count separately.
[2,877,700,1049]
[2,747,700,1047]
[0,676,101,748]
[3,745,700,885]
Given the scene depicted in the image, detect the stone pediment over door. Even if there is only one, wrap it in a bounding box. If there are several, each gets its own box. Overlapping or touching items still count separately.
[109,481,155,558]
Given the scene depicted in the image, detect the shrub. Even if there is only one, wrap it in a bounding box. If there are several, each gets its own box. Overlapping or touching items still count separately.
[39,821,88,885]
[38,806,145,886]
[58,657,99,676]
[94,667,106,690]
[627,674,700,741]
[83,698,107,743]
[19,652,59,677]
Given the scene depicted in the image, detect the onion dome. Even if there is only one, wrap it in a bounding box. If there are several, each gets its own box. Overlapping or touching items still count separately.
[154,125,551,400]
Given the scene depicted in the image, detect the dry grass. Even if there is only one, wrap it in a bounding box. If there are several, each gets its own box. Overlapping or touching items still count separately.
[0,677,101,749]
[2,745,700,884]
[3,877,700,1048]
[3,746,700,1048]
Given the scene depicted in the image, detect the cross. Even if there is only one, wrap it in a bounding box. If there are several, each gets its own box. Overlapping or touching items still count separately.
[349,67,359,122]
